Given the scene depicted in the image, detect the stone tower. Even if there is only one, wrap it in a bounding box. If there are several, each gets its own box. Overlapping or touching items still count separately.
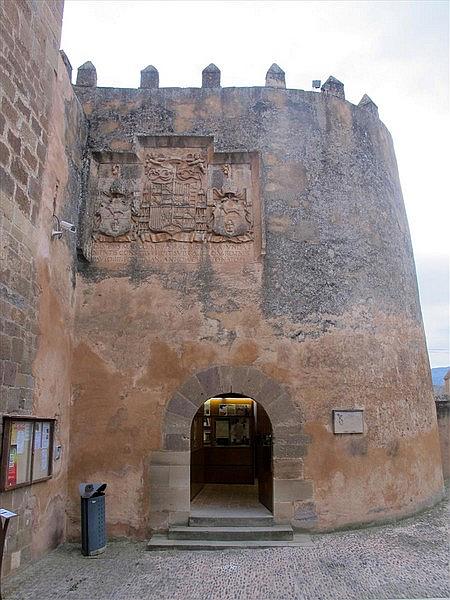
[0,0,443,577]
[67,64,444,535]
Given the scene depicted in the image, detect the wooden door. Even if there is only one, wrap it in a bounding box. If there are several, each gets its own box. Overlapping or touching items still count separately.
[256,404,273,511]
[190,408,205,500]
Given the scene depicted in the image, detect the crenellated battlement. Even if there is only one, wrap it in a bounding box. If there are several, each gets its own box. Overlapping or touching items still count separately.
[71,59,378,115]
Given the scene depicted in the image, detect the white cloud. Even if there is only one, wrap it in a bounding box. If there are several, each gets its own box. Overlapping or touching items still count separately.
[61,0,449,367]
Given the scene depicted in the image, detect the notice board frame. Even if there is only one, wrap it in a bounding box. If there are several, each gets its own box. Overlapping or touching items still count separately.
[0,416,56,492]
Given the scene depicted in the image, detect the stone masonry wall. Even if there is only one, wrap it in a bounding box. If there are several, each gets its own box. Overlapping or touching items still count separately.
[435,399,450,480]
[1,0,63,431]
[0,0,86,576]
[68,71,443,536]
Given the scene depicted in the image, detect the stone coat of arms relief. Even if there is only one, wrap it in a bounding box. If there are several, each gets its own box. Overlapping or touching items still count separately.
[90,141,260,264]
[140,151,208,242]
[209,164,253,243]
[93,164,138,241]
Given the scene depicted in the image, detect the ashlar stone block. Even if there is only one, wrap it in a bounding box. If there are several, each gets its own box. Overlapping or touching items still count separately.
[169,465,190,488]
[273,501,294,524]
[196,366,221,399]
[274,479,313,502]
[151,450,190,466]
[150,486,190,512]
[149,510,169,532]
[273,442,309,459]
[258,380,286,411]
[164,433,190,451]
[178,375,209,406]
[163,411,190,437]
[166,392,198,420]
[274,458,304,480]
[149,464,169,486]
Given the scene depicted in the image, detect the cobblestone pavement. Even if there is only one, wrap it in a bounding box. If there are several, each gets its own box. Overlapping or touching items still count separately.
[4,495,449,600]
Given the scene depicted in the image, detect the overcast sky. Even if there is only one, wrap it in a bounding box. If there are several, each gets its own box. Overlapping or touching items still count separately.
[61,0,449,368]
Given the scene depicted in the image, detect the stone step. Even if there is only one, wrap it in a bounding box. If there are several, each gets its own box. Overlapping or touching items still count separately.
[147,533,313,551]
[169,525,293,541]
[189,515,274,527]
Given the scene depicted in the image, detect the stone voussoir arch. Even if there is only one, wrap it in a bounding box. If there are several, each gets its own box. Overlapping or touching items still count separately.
[162,365,302,452]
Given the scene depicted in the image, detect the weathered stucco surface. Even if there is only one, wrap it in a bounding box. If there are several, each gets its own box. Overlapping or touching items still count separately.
[68,81,443,536]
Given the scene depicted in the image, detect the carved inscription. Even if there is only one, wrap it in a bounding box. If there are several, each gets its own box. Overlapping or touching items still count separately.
[141,243,202,263]
[91,243,132,265]
[209,243,254,262]
[91,142,259,265]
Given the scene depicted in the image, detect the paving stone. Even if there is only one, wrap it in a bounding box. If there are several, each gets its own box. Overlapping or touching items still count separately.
[3,492,449,600]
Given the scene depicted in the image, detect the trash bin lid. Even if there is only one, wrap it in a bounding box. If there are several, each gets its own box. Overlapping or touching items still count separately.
[92,483,107,496]
[79,483,107,498]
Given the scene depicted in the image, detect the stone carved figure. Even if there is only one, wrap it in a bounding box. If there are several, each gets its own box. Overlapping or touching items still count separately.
[209,188,253,242]
[93,170,137,240]
[208,163,253,243]
[185,153,206,173]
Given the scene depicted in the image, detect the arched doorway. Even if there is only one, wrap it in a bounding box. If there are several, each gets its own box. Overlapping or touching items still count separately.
[150,365,307,532]
[190,394,273,516]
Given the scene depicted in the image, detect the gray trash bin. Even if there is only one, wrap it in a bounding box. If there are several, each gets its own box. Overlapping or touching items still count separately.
[80,483,107,556]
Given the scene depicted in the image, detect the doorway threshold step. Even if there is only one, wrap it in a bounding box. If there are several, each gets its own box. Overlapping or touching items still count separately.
[189,515,274,527]
[147,533,313,551]
[169,525,293,541]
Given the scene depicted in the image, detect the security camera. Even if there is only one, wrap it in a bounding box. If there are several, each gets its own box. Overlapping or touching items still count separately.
[60,220,77,233]
[51,215,77,239]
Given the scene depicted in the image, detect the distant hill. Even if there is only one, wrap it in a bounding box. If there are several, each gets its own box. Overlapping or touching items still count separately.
[431,366,449,386]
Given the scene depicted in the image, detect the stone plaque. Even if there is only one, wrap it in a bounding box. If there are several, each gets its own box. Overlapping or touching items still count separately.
[89,138,261,266]
[332,410,364,434]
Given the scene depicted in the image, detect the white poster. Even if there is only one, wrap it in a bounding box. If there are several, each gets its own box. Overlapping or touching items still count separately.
[34,423,42,449]
[16,430,25,454]
[41,448,48,472]
[42,423,50,449]
[24,423,32,441]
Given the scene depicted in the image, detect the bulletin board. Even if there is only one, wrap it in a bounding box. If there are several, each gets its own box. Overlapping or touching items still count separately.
[1,417,55,491]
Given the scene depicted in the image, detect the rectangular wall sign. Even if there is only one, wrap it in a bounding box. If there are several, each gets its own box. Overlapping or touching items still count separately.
[333,410,364,434]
